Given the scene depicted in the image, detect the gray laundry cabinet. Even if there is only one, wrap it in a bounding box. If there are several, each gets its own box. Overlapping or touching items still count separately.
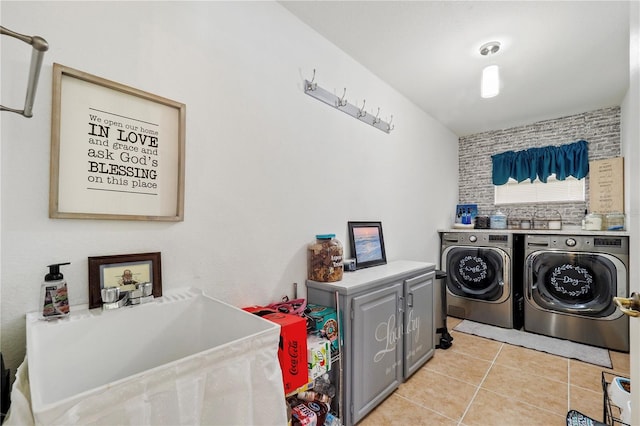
[306,260,436,426]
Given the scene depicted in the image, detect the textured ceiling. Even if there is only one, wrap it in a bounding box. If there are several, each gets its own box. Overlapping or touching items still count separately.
[280,1,630,136]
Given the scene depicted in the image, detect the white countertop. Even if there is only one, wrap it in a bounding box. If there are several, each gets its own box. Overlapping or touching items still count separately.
[438,227,630,236]
[307,260,436,295]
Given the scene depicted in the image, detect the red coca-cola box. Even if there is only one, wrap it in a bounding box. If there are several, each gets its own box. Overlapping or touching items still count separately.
[243,307,308,394]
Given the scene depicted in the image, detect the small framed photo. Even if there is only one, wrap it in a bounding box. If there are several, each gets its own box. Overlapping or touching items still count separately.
[88,252,162,309]
[348,221,387,269]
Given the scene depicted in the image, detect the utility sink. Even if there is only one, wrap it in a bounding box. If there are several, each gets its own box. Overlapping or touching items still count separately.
[25,288,286,425]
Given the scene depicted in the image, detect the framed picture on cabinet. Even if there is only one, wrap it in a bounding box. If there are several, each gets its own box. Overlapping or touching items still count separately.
[347,221,387,269]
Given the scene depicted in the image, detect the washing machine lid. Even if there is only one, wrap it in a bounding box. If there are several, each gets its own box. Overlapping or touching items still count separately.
[527,251,625,317]
[444,246,509,303]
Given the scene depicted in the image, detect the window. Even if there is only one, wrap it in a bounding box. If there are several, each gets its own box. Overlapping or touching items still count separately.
[495,174,585,205]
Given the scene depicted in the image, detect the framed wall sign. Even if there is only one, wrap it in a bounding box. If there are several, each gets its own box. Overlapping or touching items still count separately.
[49,63,186,221]
[88,252,162,309]
[589,157,624,213]
[348,221,387,269]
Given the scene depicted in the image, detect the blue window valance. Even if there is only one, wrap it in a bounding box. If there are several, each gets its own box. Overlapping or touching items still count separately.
[491,140,589,185]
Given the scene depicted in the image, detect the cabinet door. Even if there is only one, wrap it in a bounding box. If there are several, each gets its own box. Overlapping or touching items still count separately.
[351,282,403,424]
[403,271,435,379]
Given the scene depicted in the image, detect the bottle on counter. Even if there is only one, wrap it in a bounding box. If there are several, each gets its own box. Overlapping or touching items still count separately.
[462,207,472,225]
[456,207,463,224]
[40,262,71,319]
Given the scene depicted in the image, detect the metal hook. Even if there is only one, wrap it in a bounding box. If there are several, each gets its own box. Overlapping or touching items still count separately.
[373,107,381,124]
[387,115,394,131]
[358,100,367,118]
[305,69,317,91]
[336,88,347,107]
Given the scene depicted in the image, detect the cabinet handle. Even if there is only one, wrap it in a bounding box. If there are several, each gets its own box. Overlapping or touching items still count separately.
[407,292,414,308]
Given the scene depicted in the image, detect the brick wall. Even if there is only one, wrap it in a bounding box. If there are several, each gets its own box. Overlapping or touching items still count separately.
[458,106,620,226]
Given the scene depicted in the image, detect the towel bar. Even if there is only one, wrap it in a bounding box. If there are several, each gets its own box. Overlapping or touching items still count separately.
[1,26,49,118]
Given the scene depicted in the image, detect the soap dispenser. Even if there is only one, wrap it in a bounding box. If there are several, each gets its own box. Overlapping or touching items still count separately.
[41,262,71,319]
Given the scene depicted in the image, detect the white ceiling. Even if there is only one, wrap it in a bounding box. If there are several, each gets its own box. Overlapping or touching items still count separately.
[280,1,630,136]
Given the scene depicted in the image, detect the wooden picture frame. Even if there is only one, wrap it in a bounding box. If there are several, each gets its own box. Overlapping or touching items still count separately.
[348,221,387,269]
[88,252,162,309]
[50,63,186,221]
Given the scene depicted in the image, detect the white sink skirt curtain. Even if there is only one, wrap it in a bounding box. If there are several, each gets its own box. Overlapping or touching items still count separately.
[5,327,287,425]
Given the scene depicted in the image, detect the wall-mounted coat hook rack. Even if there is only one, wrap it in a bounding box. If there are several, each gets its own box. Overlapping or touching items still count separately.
[1,26,49,118]
[387,115,394,132]
[373,107,381,124]
[303,69,394,134]
[336,88,347,107]
[358,100,367,118]
[306,69,317,91]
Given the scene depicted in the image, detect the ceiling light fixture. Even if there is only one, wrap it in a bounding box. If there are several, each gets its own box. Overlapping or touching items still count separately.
[480,41,501,99]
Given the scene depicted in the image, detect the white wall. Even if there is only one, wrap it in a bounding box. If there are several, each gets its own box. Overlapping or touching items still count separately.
[0,2,459,374]
[621,2,639,424]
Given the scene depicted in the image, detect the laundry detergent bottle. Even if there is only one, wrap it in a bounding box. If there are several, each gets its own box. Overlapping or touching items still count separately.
[40,262,71,319]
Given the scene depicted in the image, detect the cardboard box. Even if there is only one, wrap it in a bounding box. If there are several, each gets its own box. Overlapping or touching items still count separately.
[307,334,331,380]
[306,303,339,353]
[290,378,314,395]
[287,396,330,426]
[241,305,278,316]
[260,312,308,394]
[291,403,317,426]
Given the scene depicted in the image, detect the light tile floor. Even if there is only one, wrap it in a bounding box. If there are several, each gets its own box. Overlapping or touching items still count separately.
[360,317,630,426]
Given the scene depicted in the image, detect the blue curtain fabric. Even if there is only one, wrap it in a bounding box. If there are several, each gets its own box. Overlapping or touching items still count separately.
[491,140,589,185]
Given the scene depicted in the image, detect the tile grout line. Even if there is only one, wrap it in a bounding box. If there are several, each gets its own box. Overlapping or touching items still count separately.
[567,357,571,415]
[456,342,505,426]
[393,393,460,423]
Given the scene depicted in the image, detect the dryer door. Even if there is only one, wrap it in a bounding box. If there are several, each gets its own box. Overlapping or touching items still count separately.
[526,251,626,319]
[443,246,510,303]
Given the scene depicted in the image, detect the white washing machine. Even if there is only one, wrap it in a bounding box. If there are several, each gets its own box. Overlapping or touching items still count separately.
[441,232,523,329]
[524,234,629,352]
